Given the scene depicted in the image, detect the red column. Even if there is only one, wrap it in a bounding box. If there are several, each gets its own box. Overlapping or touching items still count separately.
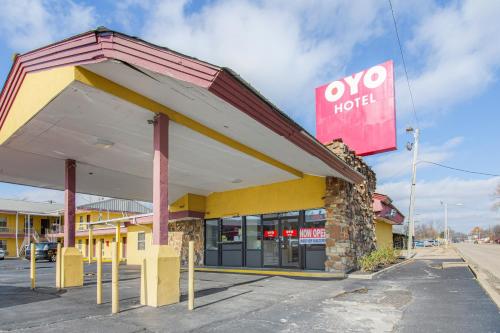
[152,114,169,245]
[64,159,76,247]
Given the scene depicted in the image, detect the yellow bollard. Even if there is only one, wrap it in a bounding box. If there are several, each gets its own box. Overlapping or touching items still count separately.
[115,223,121,262]
[56,243,61,289]
[112,241,119,314]
[30,243,36,290]
[140,258,147,306]
[188,240,195,310]
[97,241,102,305]
[88,227,93,264]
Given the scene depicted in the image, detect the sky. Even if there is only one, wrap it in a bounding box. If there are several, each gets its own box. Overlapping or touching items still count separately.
[0,0,499,233]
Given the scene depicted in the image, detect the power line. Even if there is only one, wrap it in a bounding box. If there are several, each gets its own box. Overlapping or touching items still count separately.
[388,0,420,127]
[418,160,500,177]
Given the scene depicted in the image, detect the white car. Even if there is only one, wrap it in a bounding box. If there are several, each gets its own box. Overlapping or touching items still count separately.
[0,248,5,260]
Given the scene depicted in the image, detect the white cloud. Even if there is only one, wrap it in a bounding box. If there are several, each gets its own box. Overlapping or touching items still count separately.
[0,0,97,51]
[132,0,386,129]
[371,136,463,180]
[378,176,500,233]
[396,0,500,120]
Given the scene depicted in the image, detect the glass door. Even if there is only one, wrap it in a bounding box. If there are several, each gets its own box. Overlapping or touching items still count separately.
[263,218,279,266]
[280,216,300,268]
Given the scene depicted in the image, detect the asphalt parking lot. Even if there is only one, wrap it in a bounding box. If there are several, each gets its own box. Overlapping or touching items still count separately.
[0,252,499,332]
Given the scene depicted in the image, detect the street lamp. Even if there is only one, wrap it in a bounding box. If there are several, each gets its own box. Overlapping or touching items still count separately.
[440,201,464,247]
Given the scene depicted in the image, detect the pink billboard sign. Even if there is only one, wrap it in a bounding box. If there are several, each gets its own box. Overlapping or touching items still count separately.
[315,60,396,156]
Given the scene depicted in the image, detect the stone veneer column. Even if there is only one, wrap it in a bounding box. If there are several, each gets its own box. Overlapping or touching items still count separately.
[323,141,377,273]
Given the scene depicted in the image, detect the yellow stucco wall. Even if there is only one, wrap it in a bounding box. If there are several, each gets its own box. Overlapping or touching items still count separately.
[205,175,325,218]
[126,225,152,265]
[375,219,394,249]
[0,238,22,257]
[170,194,206,213]
[0,66,75,144]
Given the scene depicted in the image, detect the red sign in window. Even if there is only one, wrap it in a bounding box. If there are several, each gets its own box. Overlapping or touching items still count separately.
[283,229,297,237]
[264,230,277,238]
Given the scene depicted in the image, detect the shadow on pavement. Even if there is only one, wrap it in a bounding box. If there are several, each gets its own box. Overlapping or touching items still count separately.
[0,285,66,309]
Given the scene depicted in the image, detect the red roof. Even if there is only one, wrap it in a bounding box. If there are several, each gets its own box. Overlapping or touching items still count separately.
[0,28,363,184]
[373,192,404,225]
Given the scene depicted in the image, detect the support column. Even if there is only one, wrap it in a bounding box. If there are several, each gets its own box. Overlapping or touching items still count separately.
[61,159,83,287]
[64,159,76,248]
[142,113,180,307]
[153,113,169,245]
[15,212,19,257]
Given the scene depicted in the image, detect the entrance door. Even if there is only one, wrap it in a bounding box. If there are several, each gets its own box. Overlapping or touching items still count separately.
[280,216,300,268]
[263,218,279,266]
[41,219,49,235]
[263,213,300,268]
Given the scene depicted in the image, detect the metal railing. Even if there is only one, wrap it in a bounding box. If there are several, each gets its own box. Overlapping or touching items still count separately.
[0,227,22,233]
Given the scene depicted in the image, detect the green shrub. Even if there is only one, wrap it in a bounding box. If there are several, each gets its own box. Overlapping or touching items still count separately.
[359,247,400,272]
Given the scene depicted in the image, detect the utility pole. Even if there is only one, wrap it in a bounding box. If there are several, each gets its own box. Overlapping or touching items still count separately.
[407,128,419,257]
[444,202,448,248]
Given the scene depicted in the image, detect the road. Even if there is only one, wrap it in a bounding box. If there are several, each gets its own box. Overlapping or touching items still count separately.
[1,253,499,332]
[455,243,500,280]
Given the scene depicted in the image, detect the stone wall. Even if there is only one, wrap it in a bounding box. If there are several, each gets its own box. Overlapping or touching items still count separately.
[324,140,376,273]
[169,219,204,266]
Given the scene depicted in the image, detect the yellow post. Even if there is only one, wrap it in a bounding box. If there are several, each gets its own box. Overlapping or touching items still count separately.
[112,241,119,314]
[88,227,93,264]
[140,258,147,306]
[30,243,36,290]
[115,223,121,262]
[96,240,102,305]
[188,240,195,310]
[56,243,61,289]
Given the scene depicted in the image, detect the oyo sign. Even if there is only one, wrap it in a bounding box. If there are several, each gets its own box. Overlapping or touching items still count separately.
[315,60,396,156]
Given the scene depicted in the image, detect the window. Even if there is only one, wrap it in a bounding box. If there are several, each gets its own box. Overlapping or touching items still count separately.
[221,217,242,242]
[0,240,6,250]
[0,217,7,232]
[137,232,145,251]
[246,216,262,250]
[205,220,218,250]
[302,209,327,247]
[77,239,83,252]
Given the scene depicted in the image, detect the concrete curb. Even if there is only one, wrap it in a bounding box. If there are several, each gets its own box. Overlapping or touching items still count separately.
[454,246,500,310]
[347,257,414,280]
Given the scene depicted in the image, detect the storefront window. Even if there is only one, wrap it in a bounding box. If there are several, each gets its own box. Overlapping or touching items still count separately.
[221,217,242,242]
[246,216,262,250]
[280,211,299,218]
[305,209,326,226]
[301,209,326,246]
[205,219,218,250]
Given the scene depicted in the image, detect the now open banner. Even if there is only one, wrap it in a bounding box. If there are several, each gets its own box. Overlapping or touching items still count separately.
[315,60,396,156]
[299,227,326,245]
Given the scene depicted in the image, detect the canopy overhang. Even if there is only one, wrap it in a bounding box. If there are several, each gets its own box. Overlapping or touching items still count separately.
[0,29,363,203]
